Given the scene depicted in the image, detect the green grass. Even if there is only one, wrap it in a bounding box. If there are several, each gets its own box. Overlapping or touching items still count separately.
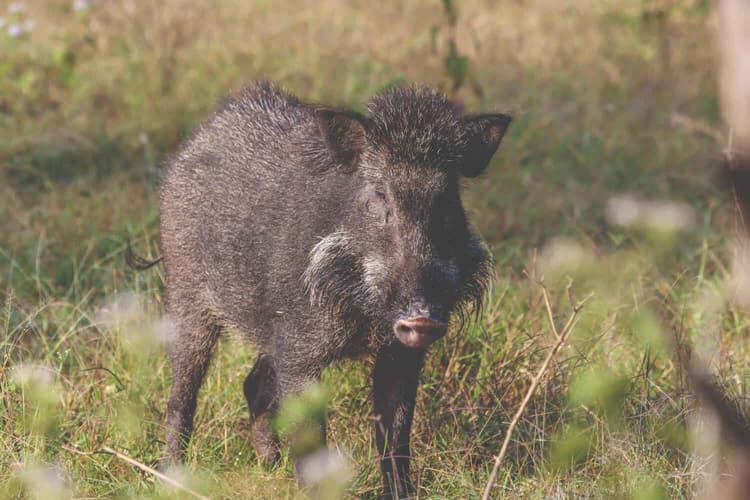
[1,0,744,497]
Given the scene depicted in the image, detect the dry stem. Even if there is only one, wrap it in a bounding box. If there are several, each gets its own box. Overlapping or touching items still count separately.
[481,283,591,500]
[63,444,209,500]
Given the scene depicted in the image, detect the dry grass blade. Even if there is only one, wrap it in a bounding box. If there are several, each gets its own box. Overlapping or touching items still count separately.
[481,283,592,500]
[63,444,209,500]
[670,112,725,145]
[100,446,209,500]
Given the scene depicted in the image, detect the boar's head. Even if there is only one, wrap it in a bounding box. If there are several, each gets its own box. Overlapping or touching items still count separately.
[304,86,510,349]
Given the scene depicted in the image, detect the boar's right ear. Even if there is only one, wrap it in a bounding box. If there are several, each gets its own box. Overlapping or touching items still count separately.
[316,108,368,172]
[461,113,512,178]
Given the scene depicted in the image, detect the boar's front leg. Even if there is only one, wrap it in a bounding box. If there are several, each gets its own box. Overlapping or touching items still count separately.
[373,345,426,499]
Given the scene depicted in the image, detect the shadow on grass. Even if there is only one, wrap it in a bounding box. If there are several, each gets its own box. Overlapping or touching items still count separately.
[3,132,173,192]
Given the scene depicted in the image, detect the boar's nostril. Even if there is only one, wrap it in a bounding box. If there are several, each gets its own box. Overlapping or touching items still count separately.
[410,318,447,337]
[393,317,448,349]
[395,321,414,338]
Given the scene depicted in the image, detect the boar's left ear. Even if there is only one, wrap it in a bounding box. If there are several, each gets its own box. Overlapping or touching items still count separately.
[316,108,368,172]
[461,113,512,178]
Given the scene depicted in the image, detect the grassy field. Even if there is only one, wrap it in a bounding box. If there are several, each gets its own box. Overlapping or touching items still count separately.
[1,0,744,497]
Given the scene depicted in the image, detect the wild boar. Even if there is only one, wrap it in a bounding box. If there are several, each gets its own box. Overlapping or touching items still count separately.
[136,81,510,497]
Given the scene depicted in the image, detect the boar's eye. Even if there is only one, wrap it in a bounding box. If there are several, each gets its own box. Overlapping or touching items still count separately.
[365,189,391,224]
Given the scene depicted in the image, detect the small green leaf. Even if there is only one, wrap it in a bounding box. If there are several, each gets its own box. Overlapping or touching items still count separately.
[631,310,666,354]
[275,384,329,458]
[570,368,628,423]
[548,424,594,471]
[631,475,667,500]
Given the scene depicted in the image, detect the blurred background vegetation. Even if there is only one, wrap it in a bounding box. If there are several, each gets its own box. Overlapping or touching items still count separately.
[1,0,743,498]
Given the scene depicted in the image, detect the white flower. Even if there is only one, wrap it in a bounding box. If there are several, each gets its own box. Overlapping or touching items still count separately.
[20,463,73,499]
[12,363,55,386]
[606,195,640,227]
[96,292,141,328]
[73,0,91,12]
[539,237,590,274]
[153,316,177,345]
[7,23,24,38]
[606,194,694,232]
[296,448,352,486]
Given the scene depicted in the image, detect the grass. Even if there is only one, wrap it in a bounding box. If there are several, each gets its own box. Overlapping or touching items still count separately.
[1,0,744,497]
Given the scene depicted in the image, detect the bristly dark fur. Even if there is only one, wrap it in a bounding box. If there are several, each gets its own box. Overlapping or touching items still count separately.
[366,85,467,170]
[154,80,511,498]
[452,236,494,333]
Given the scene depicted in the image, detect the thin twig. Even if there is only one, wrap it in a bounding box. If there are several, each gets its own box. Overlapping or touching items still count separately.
[481,286,592,500]
[670,112,725,145]
[80,366,125,390]
[100,446,209,500]
[63,444,208,500]
[540,286,559,339]
[61,444,98,456]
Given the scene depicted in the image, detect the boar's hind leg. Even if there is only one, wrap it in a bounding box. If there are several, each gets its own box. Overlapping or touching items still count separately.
[373,346,426,499]
[164,313,222,464]
[243,354,281,465]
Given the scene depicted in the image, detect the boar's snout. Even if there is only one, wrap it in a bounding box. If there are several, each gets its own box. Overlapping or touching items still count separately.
[393,301,448,349]
[394,317,447,349]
